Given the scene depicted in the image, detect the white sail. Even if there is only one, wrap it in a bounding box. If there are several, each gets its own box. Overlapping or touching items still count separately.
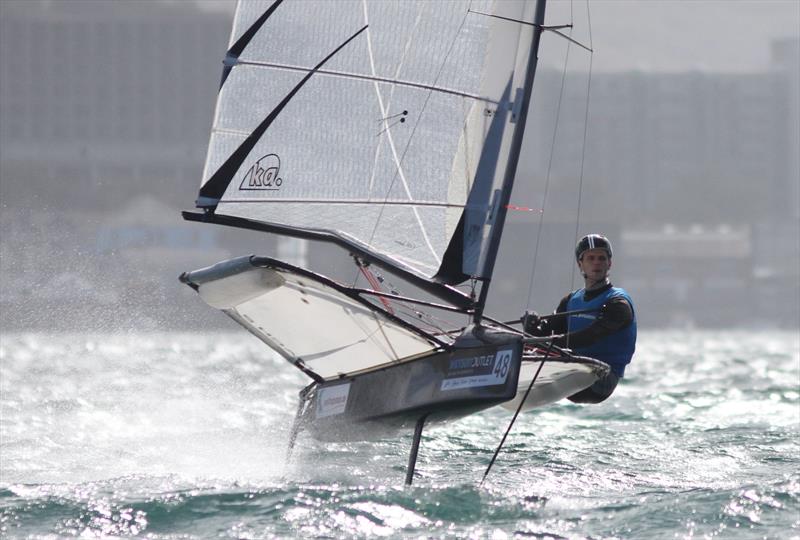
[199,0,536,282]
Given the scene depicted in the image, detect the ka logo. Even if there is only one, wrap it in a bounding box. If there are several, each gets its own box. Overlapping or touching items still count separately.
[239,154,283,191]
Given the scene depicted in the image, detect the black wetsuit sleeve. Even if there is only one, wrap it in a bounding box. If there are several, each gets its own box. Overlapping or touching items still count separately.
[553,296,633,349]
[531,294,570,336]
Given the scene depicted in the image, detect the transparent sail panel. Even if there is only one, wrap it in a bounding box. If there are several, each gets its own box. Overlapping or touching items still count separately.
[202,0,534,281]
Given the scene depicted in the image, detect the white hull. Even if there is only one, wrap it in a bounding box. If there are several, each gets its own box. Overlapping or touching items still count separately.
[501,355,601,411]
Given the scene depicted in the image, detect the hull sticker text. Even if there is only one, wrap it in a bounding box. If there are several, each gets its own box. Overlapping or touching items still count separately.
[441,348,513,391]
[315,383,350,418]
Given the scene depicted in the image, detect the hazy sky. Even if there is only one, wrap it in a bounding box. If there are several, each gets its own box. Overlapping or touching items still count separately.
[195,0,800,73]
[542,0,800,72]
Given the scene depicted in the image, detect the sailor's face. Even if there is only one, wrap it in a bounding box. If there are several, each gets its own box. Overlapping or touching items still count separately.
[578,249,611,280]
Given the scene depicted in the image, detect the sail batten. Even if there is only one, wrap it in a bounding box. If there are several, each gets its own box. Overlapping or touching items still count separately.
[221,199,470,208]
[220,0,285,87]
[234,60,498,102]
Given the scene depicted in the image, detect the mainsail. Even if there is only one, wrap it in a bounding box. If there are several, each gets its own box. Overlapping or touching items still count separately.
[194,0,537,285]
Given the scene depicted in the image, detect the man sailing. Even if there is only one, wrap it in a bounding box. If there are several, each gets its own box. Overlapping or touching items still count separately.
[524,234,636,403]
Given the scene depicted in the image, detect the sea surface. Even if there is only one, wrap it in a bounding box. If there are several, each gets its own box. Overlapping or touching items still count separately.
[0,331,798,539]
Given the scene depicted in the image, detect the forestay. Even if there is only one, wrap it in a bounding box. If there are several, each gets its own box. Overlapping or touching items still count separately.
[198,0,536,284]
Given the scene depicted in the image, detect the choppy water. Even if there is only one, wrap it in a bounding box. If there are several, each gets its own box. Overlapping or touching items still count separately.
[0,331,797,538]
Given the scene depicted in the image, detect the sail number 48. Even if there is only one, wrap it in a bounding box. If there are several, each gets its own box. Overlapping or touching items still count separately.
[493,349,513,381]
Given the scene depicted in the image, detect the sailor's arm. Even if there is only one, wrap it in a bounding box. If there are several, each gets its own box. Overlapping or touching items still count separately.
[524,294,570,336]
[553,297,633,349]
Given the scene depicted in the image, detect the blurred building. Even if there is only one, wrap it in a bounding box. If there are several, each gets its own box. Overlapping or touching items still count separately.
[0,0,231,211]
[621,225,753,327]
[514,39,799,328]
[524,57,797,226]
[0,0,239,330]
[0,1,797,329]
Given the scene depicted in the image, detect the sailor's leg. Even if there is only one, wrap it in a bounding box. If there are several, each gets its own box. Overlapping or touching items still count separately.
[405,413,429,485]
[567,371,619,404]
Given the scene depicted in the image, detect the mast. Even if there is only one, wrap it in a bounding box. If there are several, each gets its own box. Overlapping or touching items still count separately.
[473,0,548,324]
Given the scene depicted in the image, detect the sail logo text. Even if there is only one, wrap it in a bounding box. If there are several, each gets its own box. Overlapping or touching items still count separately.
[239,153,283,191]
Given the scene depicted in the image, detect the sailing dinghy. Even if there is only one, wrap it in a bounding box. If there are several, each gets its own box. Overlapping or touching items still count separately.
[180,0,607,482]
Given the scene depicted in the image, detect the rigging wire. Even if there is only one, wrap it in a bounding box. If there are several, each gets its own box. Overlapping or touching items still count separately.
[525,0,596,311]
[570,0,595,293]
[361,2,441,267]
[350,1,425,291]
[479,342,555,486]
[361,3,472,278]
[349,2,480,333]
[524,13,575,308]
[358,263,461,337]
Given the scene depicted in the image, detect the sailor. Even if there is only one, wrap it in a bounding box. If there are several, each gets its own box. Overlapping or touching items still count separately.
[523,234,636,403]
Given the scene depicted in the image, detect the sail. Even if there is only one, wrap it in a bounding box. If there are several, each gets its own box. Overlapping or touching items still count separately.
[197,0,536,284]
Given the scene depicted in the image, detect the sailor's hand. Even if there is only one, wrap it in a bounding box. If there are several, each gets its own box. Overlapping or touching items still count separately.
[522,310,541,334]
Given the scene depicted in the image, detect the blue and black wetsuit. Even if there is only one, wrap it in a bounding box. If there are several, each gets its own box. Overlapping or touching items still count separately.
[532,283,636,403]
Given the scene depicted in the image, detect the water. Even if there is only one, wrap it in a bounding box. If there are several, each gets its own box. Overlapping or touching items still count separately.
[1,331,798,538]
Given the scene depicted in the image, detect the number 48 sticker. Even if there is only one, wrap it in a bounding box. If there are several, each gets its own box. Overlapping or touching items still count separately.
[492,349,513,383]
